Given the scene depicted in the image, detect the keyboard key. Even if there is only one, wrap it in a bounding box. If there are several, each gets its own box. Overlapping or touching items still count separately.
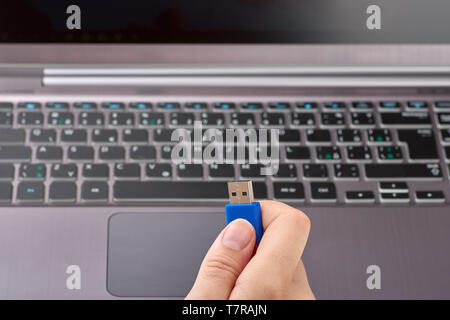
[139,112,165,126]
[347,146,371,160]
[102,102,124,110]
[17,181,44,202]
[68,146,94,161]
[273,182,305,200]
[36,146,63,160]
[129,145,156,160]
[79,112,104,126]
[48,112,74,126]
[436,102,450,109]
[337,129,362,143]
[0,102,13,109]
[0,129,25,143]
[99,146,125,160]
[321,112,345,126]
[109,112,134,126]
[170,112,195,126]
[367,129,392,143]
[61,129,87,143]
[0,182,12,202]
[285,146,311,160]
[441,129,450,143]
[0,146,31,161]
[351,112,375,125]
[129,102,152,110]
[51,164,77,179]
[380,102,400,109]
[269,102,290,110]
[19,164,46,179]
[377,146,403,160]
[146,163,172,178]
[346,191,375,201]
[324,102,345,109]
[296,102,317,110]
[81,181,109,201]
[261,112,285,126]
[407,101,428,109]
[273,164,297,179]
[200,113,225,126]
[18,112,43,126]
[114,163,141,179]
[49,182,77,202]
[177,164,203,178]
[416,191,445,202]
[230,113,256,126]
[303,164,328,178]
[18,102,41,110]
[438,113,450,125]
[208,164,235,179]
[161,145,174,160]
[352,102,373,109]
[241,102,263,110]
[0,164,14,179]
[306,129,331,143]
[123,129,148,143]
[381,192,409,201]
[334,164,359,179]
[311,182,337,200]
[158,102,181,110]
[74,102,97,110]
[379,182,408,190]
[92,129,118,143]
[83,163,109,179]
[316,146,341,160]
[445,147,450,159]
[278,129,300,143]
[381,112,431,125]
[214,102,235,111]
[0,111,12,126]
[398,129,438,159]
[46,102,69,110]
[154,129,180,143]
[365,163,442,179]
[240,164,264,178]
[113,181,267,201]
[29,129,57,144]
[291,113,315,126]
[185,102,207,110]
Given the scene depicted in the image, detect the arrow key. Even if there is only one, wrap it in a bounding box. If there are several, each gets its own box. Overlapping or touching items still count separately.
[51,164,78,180]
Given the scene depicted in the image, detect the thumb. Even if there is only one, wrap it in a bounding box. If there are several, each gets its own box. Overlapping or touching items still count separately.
[186,219,256,300]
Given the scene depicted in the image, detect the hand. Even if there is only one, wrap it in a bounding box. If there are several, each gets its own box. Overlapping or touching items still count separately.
[186,200,315,300]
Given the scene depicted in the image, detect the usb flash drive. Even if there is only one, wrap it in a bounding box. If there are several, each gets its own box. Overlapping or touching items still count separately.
[225,181,264,244]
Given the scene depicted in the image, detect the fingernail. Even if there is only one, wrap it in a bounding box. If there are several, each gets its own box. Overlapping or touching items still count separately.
[222,219,253,251]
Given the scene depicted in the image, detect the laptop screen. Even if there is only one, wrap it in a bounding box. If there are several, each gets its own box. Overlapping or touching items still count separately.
[1,0,449,43]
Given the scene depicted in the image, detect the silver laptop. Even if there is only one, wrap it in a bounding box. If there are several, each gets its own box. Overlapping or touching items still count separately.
[1,0,450,299]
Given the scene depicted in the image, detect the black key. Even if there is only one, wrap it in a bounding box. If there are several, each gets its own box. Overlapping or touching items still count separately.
[311,182,337,200]
[51,164,78,179]
[146,163,172,178]
[367,129,392,143]
[213,102,235,111]
[17,182,44,202]
[185,102,207,110]
[398,129,438,159]
[30,129,57,144]
[436,102,450,109]
[0,182,12,202]
[129,145,156,160]
[158,102,180,110]
[324,102,346,109]
[0,102,13,109]
[19,164,46,179]
[0,146,31,161]
[273,182,305,200]
[83,163,109,179]
[352,102,373,109]
[438,113,450,125]
[261,112,285,126]
[18,102,41,110]
[46,102,69,110]
[416,191,445,201]
[381,192,409,201]
[285,146,310,160]
[36,145,63,160]
[61,129,87,143]
[321,112,345,126]
[291,113,315,126]
[79,112,104,126]
[241,102,263,110]
[113,181,267,200]
[445,147,450,159]
[0,164,14,179]
[170,112,195,126]
[0,129,25,143]
[67,146,94,160]
[139,112,165,126]
[296,102,317,110]
[365,163,442,179]
[306,129,331,143]
[347,146,372,160]
[48,112,74,126]
[279,129,300,143]
[381,112,431,125]
[18,112,44,126]
[123,129,148,143]
[346,191,375,201]
[177,164,203,178]
[0,111,13,126]
[351,112,375,125]
[337,129,362,143]
[102,102,124,110]
[379,182,408,190]
[269,102,290,110]
[273,164,297,179]
[441,129,450,143]
[200,113,225,126]
[407,101,428,109]
[92,129,118,143]
[377,146,403,160]
[230,113,256,126]
[74,102,97,110]
[49,182,77,202]
[316,146,341,160]
[380,101,400,109]
[209,164,235,178]
[154,129,179,143]
[114,163,141,179]
[161,145,174,160]
[129,102,152,110]
[334,164,359,179]
[81,181,109,201]
[110,112,134,126]
[303,164,328,178]
[99,146,125,160]
[240,164,264,178]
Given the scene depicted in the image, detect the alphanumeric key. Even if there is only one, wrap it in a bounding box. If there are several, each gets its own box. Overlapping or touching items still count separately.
[18,102,41,110]
[177,164,203,178]
[67,146,94,161]
[81,181,109,201]
[208,164,234,179]
[123,129,148,143]
[114,163,141,179]
[19,163,46,179]
[0,182,12,202]
[316,146,341,160]
[46,102,69,110]
[240,164,264,178]
[306,129,331,143]
[442,129,450,143]
[337,129,362,143]
[398,129,438,159]
[158,102,180,110]
[261,112,285,126]
[99,146,125,160]
[74,102,97,110]
[110,112,134,126]
[129,102,152,110]
[324,102,346,109]
[279,129,301,143]
[36,145,63,160]
[377,146,403,160]
[351,112,375,126]
[170,112,195,126]
[18,112,43,126]
[51,163,78,179]
[154,129,176,143]
[48,112,74,126]
[302,164,328,178]
[334,164,359,179]
[0,146,31,161]
[273,164,297,179]
[83,163,109,179]
[214,102,235,111]
[311,182,337,200]
[0,164,14,179]
[17,181,44,202]
[49,182,77,202]
[273,182,305,200]
[269,102,290,110]
[79,112,104,126]
[61,129,87,143]
[0,111,12,126]
[0,129,25,143]
[185,102,207,110]
[285,146,311,160]
[139,112,165,126]
[29,129,56,144]
[291,113,315,126]
[321,112,345,126]
[347,146,372,160]
[230,113,256,126]
[146,163,172,178]
[92,129,118,143]
[200,112,225,126]
[438,113,450,125]
[161,145,174,160]
[224,146,249,163]
[367,129,392,143]
[129,145,156,160]
[102,102,124,110]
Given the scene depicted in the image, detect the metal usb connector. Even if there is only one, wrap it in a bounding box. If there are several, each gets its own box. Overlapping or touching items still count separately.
[227,181,254,204]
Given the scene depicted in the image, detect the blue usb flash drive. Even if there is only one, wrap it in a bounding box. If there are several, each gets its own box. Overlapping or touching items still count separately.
[226,181,264,244]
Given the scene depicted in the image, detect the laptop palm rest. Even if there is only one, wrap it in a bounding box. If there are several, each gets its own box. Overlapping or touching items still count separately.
[107,212,225,297]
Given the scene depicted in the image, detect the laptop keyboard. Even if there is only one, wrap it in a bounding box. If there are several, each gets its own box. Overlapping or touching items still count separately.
[0,99,449,205]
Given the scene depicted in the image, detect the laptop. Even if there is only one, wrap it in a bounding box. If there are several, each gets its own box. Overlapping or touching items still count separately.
[1,0,450,299]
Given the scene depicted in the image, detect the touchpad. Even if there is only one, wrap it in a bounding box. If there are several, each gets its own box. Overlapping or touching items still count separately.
[107,212,225,297]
